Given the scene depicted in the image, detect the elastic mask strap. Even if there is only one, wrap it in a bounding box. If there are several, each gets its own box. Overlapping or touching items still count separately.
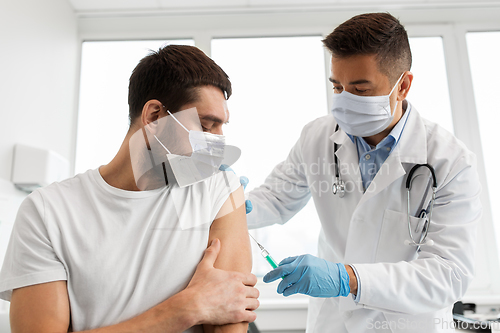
[153,134,171,154]
[388,72,405,116]
[167,110,189,133]
[389,72,405,96]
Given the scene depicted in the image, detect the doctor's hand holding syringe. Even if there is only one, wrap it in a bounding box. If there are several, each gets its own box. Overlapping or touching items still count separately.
[250,232,353,298]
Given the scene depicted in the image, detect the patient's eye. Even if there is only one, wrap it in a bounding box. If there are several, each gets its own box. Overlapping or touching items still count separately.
[200,120,212,132]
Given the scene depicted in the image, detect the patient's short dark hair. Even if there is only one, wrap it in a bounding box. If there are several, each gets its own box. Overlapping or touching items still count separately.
[128,44,232,125]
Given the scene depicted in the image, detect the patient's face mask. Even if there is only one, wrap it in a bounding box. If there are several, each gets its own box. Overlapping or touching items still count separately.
[153,110,226,188]
[330,73,404,137]
[128,107,240,190]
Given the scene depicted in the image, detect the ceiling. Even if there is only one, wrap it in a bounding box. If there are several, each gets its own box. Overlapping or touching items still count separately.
[67,0,500,16]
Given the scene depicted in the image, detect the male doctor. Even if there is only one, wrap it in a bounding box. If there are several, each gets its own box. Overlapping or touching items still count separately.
[246,13,481,332]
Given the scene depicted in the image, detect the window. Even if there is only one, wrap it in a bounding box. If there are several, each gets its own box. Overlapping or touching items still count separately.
[466,31,500,252]
[75,40,194,174]
[408,37,454,133]
[211,36,327,277]
[210,35,455,277]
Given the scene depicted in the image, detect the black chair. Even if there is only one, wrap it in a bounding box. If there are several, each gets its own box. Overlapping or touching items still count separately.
[247,322,260,333]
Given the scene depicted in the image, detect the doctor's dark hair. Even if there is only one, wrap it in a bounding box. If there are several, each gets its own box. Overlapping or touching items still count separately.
[322,12,412,84]
[128,44,232,125]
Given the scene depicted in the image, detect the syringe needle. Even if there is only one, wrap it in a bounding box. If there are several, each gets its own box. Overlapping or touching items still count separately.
[248,233,264,251]
[248,233,280,272]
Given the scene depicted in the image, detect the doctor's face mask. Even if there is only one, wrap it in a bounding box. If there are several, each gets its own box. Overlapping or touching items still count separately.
[129,107,240,190]
[330,72,404,137]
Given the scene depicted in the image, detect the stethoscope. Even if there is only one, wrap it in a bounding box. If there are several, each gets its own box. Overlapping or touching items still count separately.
[332,124,437,247]
[405,164,436,247]
[331,125,347,198]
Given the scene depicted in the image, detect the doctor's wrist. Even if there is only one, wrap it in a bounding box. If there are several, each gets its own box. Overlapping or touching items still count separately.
[344,265,358,295]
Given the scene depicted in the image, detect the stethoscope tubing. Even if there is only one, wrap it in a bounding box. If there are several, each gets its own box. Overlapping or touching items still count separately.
[406,163,437,247]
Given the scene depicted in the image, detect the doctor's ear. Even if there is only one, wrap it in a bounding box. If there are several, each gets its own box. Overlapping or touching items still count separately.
[397,71,413,101]
[141,100,165,134]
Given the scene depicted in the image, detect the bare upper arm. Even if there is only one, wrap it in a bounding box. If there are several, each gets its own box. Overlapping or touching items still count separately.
[209,186,251,273]
[204,186,252,333]
[10,281,70,333]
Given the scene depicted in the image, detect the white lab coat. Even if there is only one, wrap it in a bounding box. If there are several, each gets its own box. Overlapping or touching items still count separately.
[247,102,481,332]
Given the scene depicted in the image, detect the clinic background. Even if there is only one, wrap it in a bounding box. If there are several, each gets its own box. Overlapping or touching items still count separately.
[1,0,500,332]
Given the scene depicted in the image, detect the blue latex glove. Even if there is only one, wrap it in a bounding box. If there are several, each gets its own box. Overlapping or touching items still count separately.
[219,164,253,214]
[263,254,350,297]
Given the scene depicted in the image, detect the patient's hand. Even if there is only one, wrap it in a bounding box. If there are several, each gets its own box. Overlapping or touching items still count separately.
[185,238,259,326]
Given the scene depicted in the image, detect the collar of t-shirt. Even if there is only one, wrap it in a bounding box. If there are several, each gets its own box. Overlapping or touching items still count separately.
[346,101,412,191]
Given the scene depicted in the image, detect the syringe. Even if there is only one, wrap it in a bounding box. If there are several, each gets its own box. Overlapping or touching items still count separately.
[249,233,279,269]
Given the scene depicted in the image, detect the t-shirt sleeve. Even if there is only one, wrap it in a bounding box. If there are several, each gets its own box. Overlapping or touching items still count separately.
[0,190,67,301]
[209,170,241,222]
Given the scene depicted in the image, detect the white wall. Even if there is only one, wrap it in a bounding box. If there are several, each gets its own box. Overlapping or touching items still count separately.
[0,0,78,329]
[0,0,79,182]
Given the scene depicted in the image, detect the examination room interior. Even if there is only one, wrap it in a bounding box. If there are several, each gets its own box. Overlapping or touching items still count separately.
[1,0,500,332]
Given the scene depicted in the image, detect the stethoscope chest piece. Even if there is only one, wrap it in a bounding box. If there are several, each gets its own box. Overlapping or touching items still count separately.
[332,124,346,198]
[332,179,345,198]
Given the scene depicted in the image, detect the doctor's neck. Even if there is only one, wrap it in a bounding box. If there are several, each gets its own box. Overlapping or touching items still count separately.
[362,101,406,146]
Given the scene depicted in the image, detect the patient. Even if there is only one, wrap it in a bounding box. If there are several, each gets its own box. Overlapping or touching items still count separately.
[0,45,257,333]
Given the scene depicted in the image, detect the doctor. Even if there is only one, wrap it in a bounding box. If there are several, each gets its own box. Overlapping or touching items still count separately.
[247,12,481,332]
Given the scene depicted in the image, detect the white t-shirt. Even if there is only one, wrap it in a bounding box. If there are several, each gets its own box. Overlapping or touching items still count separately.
[0,168,240,332]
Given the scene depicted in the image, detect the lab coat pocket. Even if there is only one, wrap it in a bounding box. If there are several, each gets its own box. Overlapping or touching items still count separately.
[375,209,424,263]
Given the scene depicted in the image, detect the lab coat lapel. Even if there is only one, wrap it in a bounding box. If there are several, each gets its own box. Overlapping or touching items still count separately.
[355,105,428,208]
[355,150,405,207]
[397,106,428,166]
[330,128,364,195]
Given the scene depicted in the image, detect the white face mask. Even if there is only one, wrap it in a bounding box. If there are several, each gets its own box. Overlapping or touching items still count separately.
[330,73,404,137]
[154,110,226,188]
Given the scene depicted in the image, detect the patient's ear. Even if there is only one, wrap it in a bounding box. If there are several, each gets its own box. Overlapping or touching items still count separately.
[141,100,164,134]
